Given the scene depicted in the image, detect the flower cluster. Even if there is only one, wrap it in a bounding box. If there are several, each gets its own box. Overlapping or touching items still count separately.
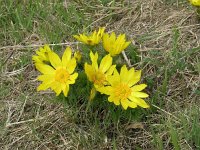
[33,27,149,110]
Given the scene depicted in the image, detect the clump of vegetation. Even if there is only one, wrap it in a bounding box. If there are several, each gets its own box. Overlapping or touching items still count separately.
[0,0,199,149]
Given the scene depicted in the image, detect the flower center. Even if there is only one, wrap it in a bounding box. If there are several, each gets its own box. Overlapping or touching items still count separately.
[87,39,93,44]
[55,68,70,83]
[114,83,131,100]
[92,70,106,86]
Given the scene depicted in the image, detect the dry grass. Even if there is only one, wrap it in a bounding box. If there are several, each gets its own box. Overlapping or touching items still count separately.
[0,0,200,149]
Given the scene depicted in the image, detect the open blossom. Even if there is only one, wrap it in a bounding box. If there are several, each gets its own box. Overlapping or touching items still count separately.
[34,47,78,96]
[84,51,116,89]
[102,32,131,56]
[97,65,149,110]
[74,27,105,46]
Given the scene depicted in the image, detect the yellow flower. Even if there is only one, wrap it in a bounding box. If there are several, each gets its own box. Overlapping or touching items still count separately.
[74,51,82,63]
[102,32,131,56]
[84,51,116,89]
[32,45,52,64]
[97,65,149,110]
[35,47,78,96]
[189,0,200,6]
[74,27,105,46]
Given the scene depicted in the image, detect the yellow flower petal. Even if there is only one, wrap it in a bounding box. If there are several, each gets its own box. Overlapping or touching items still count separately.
[115,34,125,54]
[110,32,116,43]
[132,91,149,98]
[120,65,128,82]
[128,96,149,108]
[32,56,43,64]
[97,27,105,37]
[62,47,72,67]
[50,81,58,90]
[122,41,131,50]
[97,86,113,95]
[126,67,135,82]
[108,95,120,105]
[127,101,137,108]
[107,95,114,102]
[35,63,55,74]
[43,45,52,52]
[35,51,46,60]
[66,58,77,74]
[107,69,120,86]
[90,51,98,71]
[73,35,81,41]
[84,63,96,82]
[113,98,120,106]
[121,99,129,110]
[131,84,147,92]
[128,70,141,86]
[106,65,116,76]
[99,54,112,73]
[48,51,62,69]
[50,82,62,96]
[37,82,51,91]
[37,74,54,82]
[102,33,110,52]
[62,84,69,97]
[55,87,62,96]
[68,73,78,84]
[80,34,89,44]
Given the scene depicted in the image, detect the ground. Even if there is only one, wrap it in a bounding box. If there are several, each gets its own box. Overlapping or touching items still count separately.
[0,0,200,149]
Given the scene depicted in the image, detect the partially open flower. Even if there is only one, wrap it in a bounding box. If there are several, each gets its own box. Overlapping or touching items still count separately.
[84,51,116,89]
[74,27,105,46]
[32,45,52,64]
[102,32,131,56]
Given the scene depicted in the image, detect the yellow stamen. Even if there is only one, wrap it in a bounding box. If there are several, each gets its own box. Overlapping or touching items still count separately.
[114,83,131,100]
[92,70,106,86]
[55,68,70,83]
[87,39,92,44]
